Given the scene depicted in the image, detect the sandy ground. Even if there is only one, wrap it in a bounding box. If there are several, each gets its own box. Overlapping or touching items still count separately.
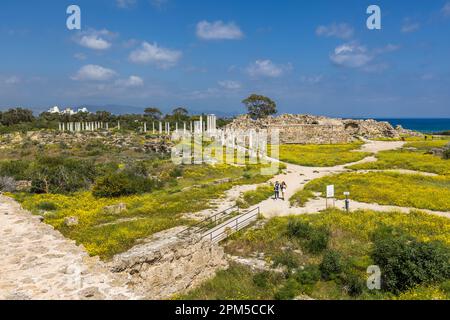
[0,195,138,300]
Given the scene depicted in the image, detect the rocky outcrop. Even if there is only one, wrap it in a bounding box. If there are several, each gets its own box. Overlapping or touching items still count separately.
[226,114,422,144]
[109,227,228,299]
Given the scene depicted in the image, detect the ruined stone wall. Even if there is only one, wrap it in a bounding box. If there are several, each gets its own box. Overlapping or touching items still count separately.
[109,228,228,300]
[268,124,354,144]
[226,114,422,144]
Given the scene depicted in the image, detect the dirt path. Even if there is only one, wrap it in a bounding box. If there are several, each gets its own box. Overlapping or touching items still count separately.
[0,195,138,300]
[244,140,411,218]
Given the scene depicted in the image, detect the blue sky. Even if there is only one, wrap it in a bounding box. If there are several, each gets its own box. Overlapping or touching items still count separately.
[0,0,449,117]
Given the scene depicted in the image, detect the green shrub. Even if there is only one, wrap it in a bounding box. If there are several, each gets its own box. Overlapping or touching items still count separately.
[320,250,343,281]
[274,278,300,300]
[440,280,450,294]
[253,271,277,289]
[36,201,57,211]
[286,219,330,254]
[306,227,330,254]
[92,172,157,198]
[29,157,97,194]
[286,219,312,239]
[295,265,321,285]
[0,160,30,180]
[341,271,365,297]
[371,228,450,293]
[444,149,450,160]
[272,250,299,271]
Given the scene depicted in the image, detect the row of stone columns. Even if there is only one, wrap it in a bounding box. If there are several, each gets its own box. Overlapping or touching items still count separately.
[59,114,219,135]
[59,121,108,132]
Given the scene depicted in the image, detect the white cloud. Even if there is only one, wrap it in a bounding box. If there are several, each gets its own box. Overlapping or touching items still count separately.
[196,20,244,40]
[116,0,136,8]
[300,75,323,85]
[74,53,87,60]
[316,23,354,40]
[443,2,450,17]
[75,29,116,50]
[330,44,373,68]
[115,75,144,87]
[401,19,420,33]
[218,80,241,90]
[151,0,169,8]
[129,42,182,68]
[72,64,117,81]
[246,60,290,78]
[4,76,20,85]
[330,43,399,71]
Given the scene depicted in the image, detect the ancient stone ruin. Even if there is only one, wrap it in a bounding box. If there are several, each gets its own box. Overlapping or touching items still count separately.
[226,114,421,144]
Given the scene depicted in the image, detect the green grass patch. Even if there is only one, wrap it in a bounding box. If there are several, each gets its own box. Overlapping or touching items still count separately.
[303,172,450,212]
[277,143,370,167]
[348,149,450,176]
[237,184,274,208]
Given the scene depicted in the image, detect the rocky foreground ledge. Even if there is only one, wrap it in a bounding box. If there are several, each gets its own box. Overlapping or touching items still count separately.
[0,195,138,300]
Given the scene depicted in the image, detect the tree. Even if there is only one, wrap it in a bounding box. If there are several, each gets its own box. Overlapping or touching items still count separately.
[171,107,189,122]
[242,94,277,120]
[144,107,163,120]
[0,108,35,126]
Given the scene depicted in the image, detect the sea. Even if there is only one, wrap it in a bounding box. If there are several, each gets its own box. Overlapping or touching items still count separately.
[374,119,450,133]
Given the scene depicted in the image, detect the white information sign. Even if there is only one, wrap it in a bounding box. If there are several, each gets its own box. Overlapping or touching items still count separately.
[326,185,335,198]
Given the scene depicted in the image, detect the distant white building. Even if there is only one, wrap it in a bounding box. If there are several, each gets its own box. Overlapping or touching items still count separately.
[47,106,60,114]
[47,106,89,115]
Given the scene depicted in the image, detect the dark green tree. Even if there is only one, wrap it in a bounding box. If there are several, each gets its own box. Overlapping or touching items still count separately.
[242,94,277,120]
[144,107,163,120]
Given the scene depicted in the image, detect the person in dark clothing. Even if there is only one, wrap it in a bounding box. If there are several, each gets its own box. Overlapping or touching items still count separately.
[274,182,280,200]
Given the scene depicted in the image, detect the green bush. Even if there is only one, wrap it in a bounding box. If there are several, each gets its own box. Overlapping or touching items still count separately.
[29,157,97,194]
[295,265,321,285]
[440,280,450,294]
[286,219,330,254]
[286,219,312,239]
[272,250,299,272]
[306,227,330,254]
[36,201,57,211]
[274,278,300,300]
[92,172,157,198]
[252,271,279,289]
[320,250,343,281]
[371,228,450,293]
[0,160,30,180]
[341,271,365,297]
[444,149,450,160]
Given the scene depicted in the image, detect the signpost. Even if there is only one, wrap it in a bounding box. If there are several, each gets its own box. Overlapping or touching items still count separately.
[326,185,335,209]
[344,191,350,213]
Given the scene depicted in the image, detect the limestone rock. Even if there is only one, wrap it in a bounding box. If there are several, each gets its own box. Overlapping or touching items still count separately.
[104,203,127,215]
[64,216,79,227]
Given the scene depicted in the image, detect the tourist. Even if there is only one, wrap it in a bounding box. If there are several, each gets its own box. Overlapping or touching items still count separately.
[274,182,280,200]
[281,181,287,200]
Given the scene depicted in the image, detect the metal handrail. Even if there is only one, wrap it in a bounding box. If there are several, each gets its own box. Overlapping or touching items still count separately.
[177,205,239,237]
[203,207,260,243]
